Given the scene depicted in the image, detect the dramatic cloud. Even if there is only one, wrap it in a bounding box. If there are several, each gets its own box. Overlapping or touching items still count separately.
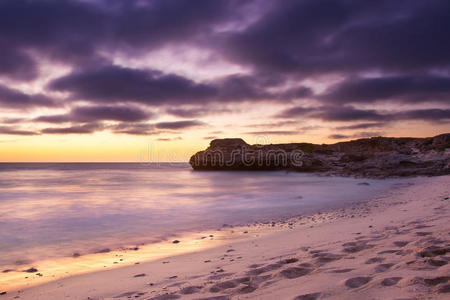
[0,84,56,109]
[111,123,155,135]
[277,106,450,122]
[0,46,38,81]
[0,0,449,138]
[49,65,312,106]
[396,108,450,121]
[223,0,450,75]
[277,106,387,122]
[155,120,205,130]
[0,0,242,79]
[336,123,385,130]
[320,75,450,104]
[41,123,103,134]
[35,105,153,123]
[166,107,233,118]
[49,66,217,105]
[0,126,39,136]
[244,130,298,135]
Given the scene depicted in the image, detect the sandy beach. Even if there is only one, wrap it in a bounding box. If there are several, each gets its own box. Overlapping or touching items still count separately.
[1,0,449,298]
[2,175,448,300]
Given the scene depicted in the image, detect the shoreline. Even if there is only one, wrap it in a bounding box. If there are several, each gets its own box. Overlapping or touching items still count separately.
[2,175,449,299]
[0,174,399,292]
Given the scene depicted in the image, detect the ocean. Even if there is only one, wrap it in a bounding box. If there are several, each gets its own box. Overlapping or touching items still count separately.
[0,163,409,268]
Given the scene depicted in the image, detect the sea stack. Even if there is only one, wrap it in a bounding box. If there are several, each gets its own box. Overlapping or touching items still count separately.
[189,134,450,177]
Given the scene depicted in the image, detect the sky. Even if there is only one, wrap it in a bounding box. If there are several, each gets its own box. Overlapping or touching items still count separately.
[0,0,449,162]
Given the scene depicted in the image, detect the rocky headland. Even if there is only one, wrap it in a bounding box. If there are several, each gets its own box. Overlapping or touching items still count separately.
[189,133,450,177]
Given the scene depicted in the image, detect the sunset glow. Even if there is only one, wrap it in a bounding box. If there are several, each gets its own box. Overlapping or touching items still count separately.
[0,0,449,161]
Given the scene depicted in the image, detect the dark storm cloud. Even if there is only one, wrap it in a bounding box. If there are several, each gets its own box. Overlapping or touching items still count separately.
[48,66,312,106]
[0,126,39,136]
[1,0,449,128]
[276,107,318,119]
[329,134,349,140]
[71,106,152,122]
[224,0,450,75]
[397,108,450,121]
[33,115,72,123]
[0,0,108,71]
[165,107,233,118]
[336,123,384,130]
[277,106,387,122]
[314,107,386,122]
[155,120,205,130]
[111,123,155,135]
[0,117,26,124]
[0,84,56,109]
[0,46,38,81]
[244,130,298,135]
[41,123,103,134]
[49,66,218,105]
[214,73,312,101]
[320,75,450,104]
[34,105,153,123]
[277,106,450,122]
[0,0,241,80]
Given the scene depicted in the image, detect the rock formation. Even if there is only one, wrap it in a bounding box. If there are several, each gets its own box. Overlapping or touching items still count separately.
[189,134,450,177]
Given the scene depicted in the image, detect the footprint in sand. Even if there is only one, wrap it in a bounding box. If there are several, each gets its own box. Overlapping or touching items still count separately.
[281,258,299,264]
[342,241,374,253]
[331,268,354,273]
[377,249,400,255]
[393,241,409,247]
[179,285,203,295]
[423,276,450,286]
[209,277,250,293]
[208,273,234,280]
[375,263,395,273]
[427,259,448,267]
[246,263,282,276]
[148,294,180,300]
[314,253,343,264]
[198,296,230,300]
[294,292,321,300]
[415,224,433,229]
[237,284,257,294]
[381,277,402,286]
[280,267,312,279]
[344,277,372,289]
[209,280,238,293]
[418,245,449,257]
[248,263,263,268]
[416,232,433,236]
[299,263,313,268]
[365,257,385,264]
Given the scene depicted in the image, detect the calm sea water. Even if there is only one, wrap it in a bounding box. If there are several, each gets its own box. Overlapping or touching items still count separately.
[0,163,408,267]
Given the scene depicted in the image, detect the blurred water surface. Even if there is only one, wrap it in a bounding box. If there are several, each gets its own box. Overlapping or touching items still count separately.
[0,163,407,267]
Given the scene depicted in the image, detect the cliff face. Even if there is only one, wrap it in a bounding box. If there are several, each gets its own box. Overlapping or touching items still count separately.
[189,134,450,177]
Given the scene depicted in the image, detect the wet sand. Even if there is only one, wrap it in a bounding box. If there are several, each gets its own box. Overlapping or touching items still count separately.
[1,175,449,299]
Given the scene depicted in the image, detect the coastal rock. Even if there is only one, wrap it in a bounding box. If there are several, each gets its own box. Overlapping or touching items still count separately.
[189,134,450,177]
